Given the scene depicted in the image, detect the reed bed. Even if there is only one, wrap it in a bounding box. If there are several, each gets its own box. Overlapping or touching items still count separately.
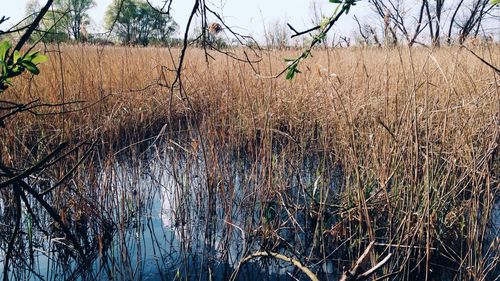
[1,43,499,280]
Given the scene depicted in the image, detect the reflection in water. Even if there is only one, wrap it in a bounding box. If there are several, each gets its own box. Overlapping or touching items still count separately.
[1,141,342,280]
[143,145,341,280]
[2,138,498,280]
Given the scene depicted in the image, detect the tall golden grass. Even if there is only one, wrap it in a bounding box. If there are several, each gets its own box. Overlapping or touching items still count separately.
[1,44,499,279]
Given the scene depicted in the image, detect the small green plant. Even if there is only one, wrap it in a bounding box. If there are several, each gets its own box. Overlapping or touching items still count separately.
[0,40,47,92]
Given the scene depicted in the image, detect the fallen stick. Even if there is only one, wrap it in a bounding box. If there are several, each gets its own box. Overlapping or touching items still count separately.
[340,241,393,281]
[239,251,319,281]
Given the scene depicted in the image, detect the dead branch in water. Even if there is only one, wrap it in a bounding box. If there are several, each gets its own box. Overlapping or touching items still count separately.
[340,241,393,281]
[238,251,319,281]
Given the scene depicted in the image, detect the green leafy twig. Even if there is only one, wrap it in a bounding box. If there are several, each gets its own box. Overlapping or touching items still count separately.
[284,0,357,80]
[0,40,47,92]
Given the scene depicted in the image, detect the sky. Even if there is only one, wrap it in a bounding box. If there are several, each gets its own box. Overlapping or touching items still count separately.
[1,0,498,43]
[0,0,375,42]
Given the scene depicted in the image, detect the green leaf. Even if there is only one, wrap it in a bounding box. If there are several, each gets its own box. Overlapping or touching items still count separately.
[10,67,24,77]
[31,54,48,65]
[286,66,299,80]
[329,0,342,3]
[344,2,354,14]
[24,51,37,61]
[490,0,499,5]
[0,41,11,62]
[22,60,40,75]
[13,50,21,63]
[0,60,6,75]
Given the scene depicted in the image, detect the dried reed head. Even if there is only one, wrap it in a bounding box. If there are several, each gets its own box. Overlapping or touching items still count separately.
[208,22,222,34]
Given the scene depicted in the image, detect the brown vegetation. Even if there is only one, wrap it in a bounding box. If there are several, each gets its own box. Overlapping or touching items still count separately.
[1,44,499,279]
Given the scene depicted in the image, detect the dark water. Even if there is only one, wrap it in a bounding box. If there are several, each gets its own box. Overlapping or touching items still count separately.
[1,140,498,280]
[0,142,344,280]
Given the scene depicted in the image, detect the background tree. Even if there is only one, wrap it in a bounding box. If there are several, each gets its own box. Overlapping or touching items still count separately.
[456,0,495,43]
[26,0,70,43]
[264,20,290,49]
[366,0,498,46]
[53,0,95,41]
[105,0,177,46]
[24,0,93,42]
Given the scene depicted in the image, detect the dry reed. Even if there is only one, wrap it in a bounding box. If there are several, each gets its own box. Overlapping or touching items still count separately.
[1,43,499,280]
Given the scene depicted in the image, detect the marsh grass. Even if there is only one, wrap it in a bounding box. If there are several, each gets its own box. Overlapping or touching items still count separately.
[1,43,499,280]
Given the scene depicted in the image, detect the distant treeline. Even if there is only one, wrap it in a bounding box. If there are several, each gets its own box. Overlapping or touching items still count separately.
[25,0,178,46]
[19,0,500,48]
